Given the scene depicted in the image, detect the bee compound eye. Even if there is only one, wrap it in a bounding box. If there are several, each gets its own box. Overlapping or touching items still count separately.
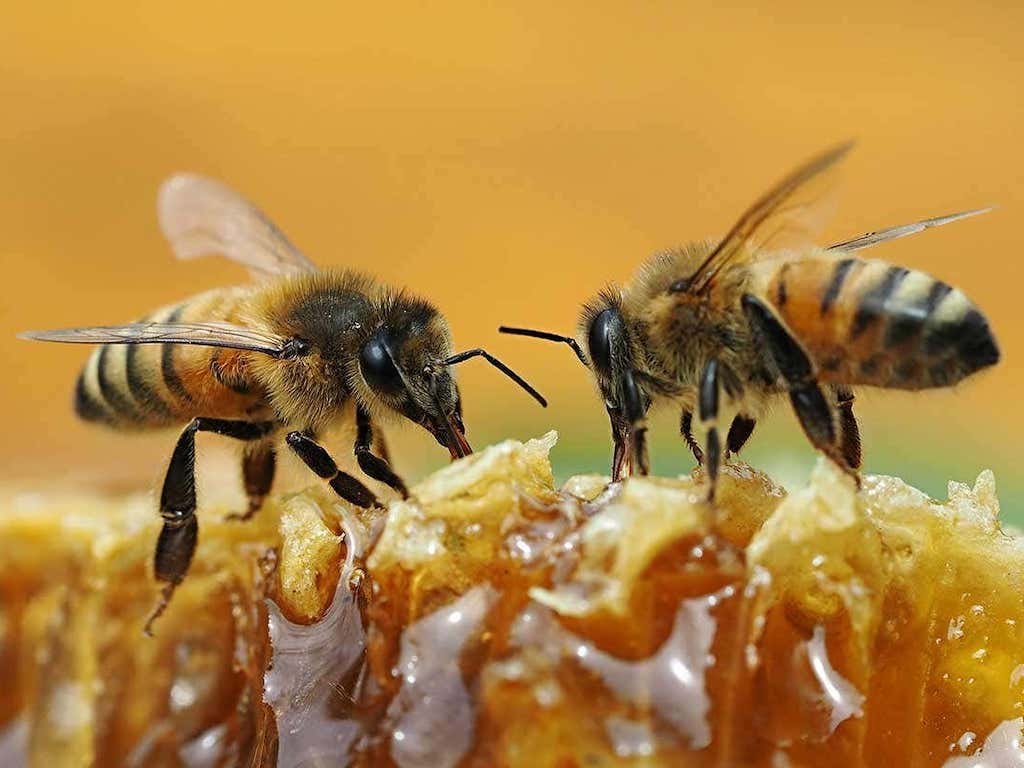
[587,308,619,375]
[360,337,405,395]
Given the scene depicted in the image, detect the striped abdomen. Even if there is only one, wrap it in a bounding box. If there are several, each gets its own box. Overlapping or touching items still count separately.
[74,288,269,428]
[756,255,1000,389]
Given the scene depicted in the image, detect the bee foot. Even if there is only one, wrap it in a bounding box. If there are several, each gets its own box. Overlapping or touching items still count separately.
[225,500,261,523]
[143,582,177,637]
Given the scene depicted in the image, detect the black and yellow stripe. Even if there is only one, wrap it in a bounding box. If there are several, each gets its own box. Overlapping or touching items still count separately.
[126,341,175,419]
[73,349,118,425]
[75,328,180,429]
[159,304,197,408]
[765,256,1000,390]
[72,289,259,429]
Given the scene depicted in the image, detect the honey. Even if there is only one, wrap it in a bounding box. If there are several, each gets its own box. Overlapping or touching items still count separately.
[1,433,1022,766]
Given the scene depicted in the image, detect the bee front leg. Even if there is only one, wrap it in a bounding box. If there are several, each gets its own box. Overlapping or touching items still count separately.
[608,408,631,481]
[355,405,409,499]
[373,424,393,465]
[742,295,859,484]
[699,359,724,502]
[633,424,650,476]
[147,417,276,635]
[834,386,862,470]
[286,431,382,509]
[680,410,704,465]
[685,409,755,467]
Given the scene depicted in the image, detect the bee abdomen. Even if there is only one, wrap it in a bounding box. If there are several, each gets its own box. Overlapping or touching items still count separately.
[73,357,115,425]
[71,291,265,429]
[75,340,179,428]
[73,301,206,429]
[768,257,999,390]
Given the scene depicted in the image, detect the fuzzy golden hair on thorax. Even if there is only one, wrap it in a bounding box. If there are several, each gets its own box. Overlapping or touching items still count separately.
[241,270,384,429]
[628,241,759,401]
[623,240,717,312]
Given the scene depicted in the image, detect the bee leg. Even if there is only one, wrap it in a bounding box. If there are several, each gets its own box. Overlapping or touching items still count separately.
[699,359,723,502]
[680,410,704,465]
[742,295,859,483]
[608,408,630,481]
[725,415,757,458]
[355,406,409,499]
[373,427,393,465]
[227,439,277,522]
[790,386,859,484]
[633,424,650,476]
[285,431,382,509]
[146,417,275,635]
[611,434,627,481]
[834,387,863,470]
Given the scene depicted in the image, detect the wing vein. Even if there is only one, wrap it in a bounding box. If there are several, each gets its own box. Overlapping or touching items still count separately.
[20,321,289,357]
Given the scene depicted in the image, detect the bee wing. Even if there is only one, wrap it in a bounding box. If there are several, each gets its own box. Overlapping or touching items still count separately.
[686,142,852,293]
[20,321,290,357]
[827,207,993,253]
[158,174,318,279]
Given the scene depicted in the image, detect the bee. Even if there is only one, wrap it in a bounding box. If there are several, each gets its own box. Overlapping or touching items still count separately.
[501,143,999,499]
[21,174,546,632]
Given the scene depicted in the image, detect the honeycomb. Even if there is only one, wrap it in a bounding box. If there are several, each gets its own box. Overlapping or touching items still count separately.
[1,432,1022,767]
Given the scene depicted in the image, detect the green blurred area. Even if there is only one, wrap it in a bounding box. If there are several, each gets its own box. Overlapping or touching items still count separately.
[472,409,1024,527]
[556,424,1021,518]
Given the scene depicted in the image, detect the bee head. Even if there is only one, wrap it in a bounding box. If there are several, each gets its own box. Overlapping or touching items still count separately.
[583,304,648,427]
[579,296,651,481]
[355,298,471,459]
[252,274,541,454]
[499,289,649,480]
[358,294,546,460]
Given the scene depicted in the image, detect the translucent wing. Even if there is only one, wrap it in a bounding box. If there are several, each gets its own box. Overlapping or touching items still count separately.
[685,142,853,293]
[827,207,992,253]
[20,321,290,357]
[158,174,318,278]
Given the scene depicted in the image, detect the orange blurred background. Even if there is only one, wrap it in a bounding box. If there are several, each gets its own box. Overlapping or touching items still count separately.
[1,2,1021,516]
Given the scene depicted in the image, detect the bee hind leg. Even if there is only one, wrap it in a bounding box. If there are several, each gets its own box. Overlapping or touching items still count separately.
[354,406,409,499]
[741,294,859,485]
[226,439,277,522]
[146,417,276,635]
[286,431,383,509]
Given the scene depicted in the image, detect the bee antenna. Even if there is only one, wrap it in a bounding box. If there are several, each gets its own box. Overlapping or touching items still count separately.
[498,326,590,367]
[443,349,548,408]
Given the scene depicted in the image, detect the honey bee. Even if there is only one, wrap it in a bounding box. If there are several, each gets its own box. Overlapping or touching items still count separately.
[21,174,546,632]
[501,143,999,498]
